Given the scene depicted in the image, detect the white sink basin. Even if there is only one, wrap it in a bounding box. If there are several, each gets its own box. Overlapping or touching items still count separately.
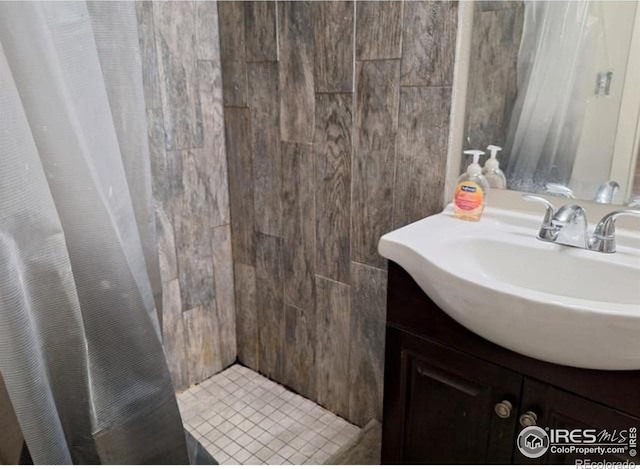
[378,205,640,370]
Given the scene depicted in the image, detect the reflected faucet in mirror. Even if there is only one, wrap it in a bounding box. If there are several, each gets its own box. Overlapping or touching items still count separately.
[545,180,621,204]
[594,181,620,204]
[522,194,640,253]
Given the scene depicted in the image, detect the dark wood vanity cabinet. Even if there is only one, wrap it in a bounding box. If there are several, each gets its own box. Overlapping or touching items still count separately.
[390,331,522,464]
[382,262,640,465]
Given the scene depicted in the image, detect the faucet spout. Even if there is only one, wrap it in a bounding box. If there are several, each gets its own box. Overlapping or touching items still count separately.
[594,180,620,204]
[551,205,588,248]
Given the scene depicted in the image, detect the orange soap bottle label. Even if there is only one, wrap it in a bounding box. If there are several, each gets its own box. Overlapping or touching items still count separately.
[454,181,484,212]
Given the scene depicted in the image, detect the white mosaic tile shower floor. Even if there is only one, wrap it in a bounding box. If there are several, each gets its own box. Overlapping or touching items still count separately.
[177,364,361,464]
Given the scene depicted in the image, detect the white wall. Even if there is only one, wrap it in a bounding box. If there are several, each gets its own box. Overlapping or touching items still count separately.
[570,1,637,199]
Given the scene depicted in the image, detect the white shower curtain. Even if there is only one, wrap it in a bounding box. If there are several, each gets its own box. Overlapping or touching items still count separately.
[0,2,187,464]
[505,0,600,191]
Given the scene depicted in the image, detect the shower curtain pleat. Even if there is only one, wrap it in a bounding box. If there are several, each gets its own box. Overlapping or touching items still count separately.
[0,1,187,463]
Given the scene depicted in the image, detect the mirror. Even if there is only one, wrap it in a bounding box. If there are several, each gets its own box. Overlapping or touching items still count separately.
[463,1,640,206]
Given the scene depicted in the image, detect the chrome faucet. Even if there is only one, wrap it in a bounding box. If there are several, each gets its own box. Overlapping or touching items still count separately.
[522,194,640,253]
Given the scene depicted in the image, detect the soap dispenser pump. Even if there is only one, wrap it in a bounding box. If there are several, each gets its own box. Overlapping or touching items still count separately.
[483,145,507,189]
[453,150,489,221]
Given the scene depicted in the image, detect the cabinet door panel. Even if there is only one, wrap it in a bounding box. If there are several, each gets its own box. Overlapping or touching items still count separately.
[514,379,640,465]
[382,329,522,463]
[403,354,502,463]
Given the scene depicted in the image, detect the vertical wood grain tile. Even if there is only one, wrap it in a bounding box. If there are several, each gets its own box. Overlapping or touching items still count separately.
[282,142,315,312]
[278,1,315,143]
[221,60,248,107]
[198,60,230,227]
[352,60,400,268]
[256,233,285,382]
[314,93,352,283]
[245,1,278,62]
[162,278,188,390]
[284,304,316,400]
[315,276,350,418]
[235,262,258,369]
[224,107,255,265]
[196,1,221,61]
[218,1,245,64]
[394,86,451,228]
[154,202,178,282]
[312,1,354,93]
[248,62,282,236]
[401,1,458,87]
[146,107,179,206]
[173,150,216,311]
[218,1,247,107]
[212,225,236,368]
[464,5,522,150]
[153,1,203,150]
[184,305,222,385]
[478,0,523,12]
[348,262,387,426]
[355,1,403,60]
[140,0,235,389]
[136,1,162,109]
[397,86,452,157]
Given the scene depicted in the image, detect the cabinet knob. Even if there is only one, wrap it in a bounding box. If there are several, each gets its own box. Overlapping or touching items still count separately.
[519,410,538,427]
[494,400,513,418]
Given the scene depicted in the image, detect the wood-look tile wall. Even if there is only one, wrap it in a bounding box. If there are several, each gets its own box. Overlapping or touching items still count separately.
[464,1,523,167]
[136,1,236,391]
[220,0,457,426]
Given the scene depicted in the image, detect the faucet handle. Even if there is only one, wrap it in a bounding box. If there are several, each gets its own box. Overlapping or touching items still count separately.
[522,194,557,241]
[591,210,640,253]
[627,196,640,208]
[522,194,555,226]
[545,183,575,199]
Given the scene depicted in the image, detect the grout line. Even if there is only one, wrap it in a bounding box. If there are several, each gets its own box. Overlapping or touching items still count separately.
[313,90,353,96]
[221,105,250,110]
[353,56,403,63]
[245,59,279,65]
[313,273,350,288]
[350,260,387,273]
[399,84,453,89]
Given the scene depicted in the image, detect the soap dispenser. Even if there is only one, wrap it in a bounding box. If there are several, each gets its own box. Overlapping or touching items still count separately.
[453,150,489,221]
[483,145,507,189]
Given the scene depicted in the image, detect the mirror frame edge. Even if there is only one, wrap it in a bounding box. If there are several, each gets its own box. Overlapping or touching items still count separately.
[610,6,640,201]
[444,1,474,207]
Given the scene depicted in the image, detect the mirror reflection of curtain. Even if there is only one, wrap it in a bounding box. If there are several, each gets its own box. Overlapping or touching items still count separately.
[0,2,187,464]
[505,0,601,192]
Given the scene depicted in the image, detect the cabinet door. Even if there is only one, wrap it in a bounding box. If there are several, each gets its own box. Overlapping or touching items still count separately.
[514,379,640,465]
[382,328,522,464]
